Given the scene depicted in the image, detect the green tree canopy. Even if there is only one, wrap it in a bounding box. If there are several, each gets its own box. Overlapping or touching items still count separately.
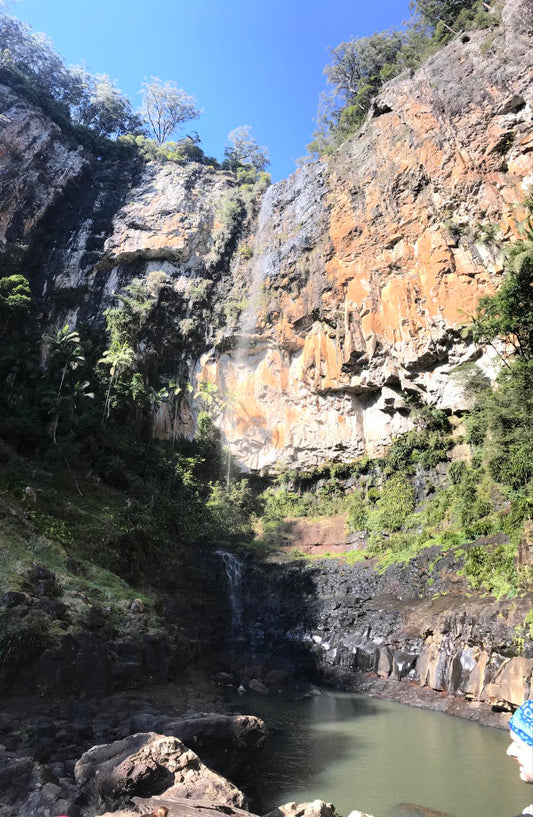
[412,0,480,30]
[68,68,145,138]
[0,274,31,337]
[223,125,270,173]
[324,30,405,106]
[140,77,200,144]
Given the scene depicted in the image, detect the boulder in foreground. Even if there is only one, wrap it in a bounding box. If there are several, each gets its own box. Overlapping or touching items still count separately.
[75,731,248,810]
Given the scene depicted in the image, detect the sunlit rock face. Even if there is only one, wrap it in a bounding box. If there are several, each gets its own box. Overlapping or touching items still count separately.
[1,0,532,471]
[0,83,87,250]
[195,0,533,470]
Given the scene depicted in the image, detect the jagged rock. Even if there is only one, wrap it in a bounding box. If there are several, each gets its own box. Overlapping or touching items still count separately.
[97,802,258,817]
[241,547,533,707]
[482,656,533,707]
[74,732,248,810]
[146,713,267,778]
[0,83,87,251]
[0,751,80,817]
[249,678,270,695]
[263,801,340,817]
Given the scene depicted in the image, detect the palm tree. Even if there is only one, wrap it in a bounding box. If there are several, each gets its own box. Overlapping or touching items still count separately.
[42,325,86,443]
[43,325,85,397]
[98,343,135,423]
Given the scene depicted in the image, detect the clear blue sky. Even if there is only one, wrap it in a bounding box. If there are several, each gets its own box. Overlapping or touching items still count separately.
[11,0,411,180]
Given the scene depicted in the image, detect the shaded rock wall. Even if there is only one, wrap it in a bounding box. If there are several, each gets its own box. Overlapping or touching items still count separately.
[237,546,533,709]
[0,546,230,698]
[0,83,87,252]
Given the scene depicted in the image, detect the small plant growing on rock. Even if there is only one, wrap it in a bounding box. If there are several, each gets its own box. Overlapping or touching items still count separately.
[0,609,51,666]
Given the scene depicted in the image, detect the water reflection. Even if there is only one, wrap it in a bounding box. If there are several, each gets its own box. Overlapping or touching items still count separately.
[227,691,528,817]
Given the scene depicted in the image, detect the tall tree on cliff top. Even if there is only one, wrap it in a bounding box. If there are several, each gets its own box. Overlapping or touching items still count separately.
[140,77,200,144]
[412,0,480,30]
[69,68,144,139]
[223,125,270,172]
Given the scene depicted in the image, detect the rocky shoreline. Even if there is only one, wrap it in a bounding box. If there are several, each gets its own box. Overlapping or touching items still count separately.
[0,659,521,817]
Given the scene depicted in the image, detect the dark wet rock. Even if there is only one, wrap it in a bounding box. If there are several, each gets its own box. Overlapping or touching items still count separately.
[141,633,169,680]
[0,751,81,817]
[80,605,108,631]
[37,598,68,619]
[159,713,268,778]
[210,671,235,685]
[264,670,289,687]
[237,545,533,710]
[2,591,29,608]
[249,679,270,695]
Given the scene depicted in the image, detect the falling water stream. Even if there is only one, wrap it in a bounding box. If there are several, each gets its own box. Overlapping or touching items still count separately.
[216,550,244,645]
[235,183,276,365]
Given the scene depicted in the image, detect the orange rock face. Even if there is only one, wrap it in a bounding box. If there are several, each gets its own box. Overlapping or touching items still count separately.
[198,3,533,470]
[3,2,531,473]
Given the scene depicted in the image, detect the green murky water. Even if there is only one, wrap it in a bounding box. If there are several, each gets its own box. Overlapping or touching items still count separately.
[228,691,529,817]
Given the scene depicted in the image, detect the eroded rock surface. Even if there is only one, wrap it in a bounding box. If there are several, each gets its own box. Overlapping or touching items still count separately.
[0,750,81,817]
[199,0,533,469]
[74,732,248,811]
[0,83,86,251]
[1,1,531,471]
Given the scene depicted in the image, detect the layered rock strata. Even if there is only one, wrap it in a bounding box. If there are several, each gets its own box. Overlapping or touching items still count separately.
[1,0,531,470]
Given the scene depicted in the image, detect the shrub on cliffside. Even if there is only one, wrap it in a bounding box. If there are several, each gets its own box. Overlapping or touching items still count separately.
[308,0,499,157]
[468,214,533,496]
[0,609,50,666]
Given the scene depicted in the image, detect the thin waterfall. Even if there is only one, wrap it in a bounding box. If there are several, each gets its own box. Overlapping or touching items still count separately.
[235,183,276,367]
[216,550,245,647]
[218,183,277,465]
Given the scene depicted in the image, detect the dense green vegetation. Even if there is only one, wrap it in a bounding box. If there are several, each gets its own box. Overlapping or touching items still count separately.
[256,208,533,597]
[308,0,502,156]
[0,269,258,600]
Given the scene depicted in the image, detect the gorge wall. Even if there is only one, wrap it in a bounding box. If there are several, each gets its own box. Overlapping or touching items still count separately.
[234,544,533,714]
[1,0,532,471]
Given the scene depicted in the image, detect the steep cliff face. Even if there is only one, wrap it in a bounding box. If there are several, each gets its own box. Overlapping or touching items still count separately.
[205,0,533,469]
[238,546,533,710]
[1,0,532,470]
[0,83,87,252]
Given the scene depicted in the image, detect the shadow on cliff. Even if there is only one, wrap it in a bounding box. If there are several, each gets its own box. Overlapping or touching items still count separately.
[22,149,145,324]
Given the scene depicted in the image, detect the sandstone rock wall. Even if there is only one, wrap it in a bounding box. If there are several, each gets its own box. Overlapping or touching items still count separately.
[202,0,533,469]
[0,0,532,471]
